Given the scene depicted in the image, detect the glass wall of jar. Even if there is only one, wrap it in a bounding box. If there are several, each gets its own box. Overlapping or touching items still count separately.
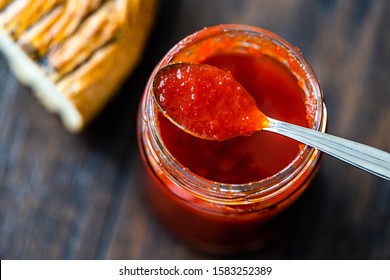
[137,24,327,253]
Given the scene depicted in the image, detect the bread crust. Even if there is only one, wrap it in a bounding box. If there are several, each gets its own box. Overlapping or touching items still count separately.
[0,0,156,132]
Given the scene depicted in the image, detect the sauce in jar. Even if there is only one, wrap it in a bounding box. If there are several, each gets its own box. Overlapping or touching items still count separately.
[138,24,327,253]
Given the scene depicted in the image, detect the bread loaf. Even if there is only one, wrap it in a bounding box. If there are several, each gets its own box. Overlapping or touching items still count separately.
[0,0,156,132]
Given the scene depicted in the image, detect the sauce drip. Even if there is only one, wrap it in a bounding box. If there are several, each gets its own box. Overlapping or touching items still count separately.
[157,53,309,184]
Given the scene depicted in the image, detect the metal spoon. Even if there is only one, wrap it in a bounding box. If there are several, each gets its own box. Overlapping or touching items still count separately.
[152,62,390,180]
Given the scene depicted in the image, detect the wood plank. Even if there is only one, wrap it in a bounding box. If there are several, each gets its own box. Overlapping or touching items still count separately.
[0,0,389,260]
[0,52,140,259]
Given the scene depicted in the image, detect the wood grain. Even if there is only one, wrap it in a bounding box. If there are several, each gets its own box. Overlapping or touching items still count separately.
[1,0,389,259]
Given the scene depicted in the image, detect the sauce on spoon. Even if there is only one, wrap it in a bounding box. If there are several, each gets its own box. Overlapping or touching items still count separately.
[153,62,268,141]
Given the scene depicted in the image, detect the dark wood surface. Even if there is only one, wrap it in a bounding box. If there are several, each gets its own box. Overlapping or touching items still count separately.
[1,0,390,260]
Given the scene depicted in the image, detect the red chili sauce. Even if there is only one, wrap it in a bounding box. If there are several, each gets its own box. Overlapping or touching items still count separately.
[158,53,309,184]
[154,62,267,141]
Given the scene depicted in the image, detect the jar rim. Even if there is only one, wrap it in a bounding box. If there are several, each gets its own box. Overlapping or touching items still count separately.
[142,24,327,202]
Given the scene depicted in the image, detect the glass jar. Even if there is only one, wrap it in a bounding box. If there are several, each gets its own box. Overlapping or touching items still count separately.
[137,24,327,254]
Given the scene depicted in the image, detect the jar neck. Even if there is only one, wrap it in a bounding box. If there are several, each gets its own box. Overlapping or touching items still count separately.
[141,24,327,204]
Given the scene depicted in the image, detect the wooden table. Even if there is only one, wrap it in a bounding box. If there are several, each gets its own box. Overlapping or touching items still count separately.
[1,0,389,259]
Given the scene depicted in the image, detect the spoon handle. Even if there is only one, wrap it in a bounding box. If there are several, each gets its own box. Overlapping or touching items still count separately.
[265,118,390,180]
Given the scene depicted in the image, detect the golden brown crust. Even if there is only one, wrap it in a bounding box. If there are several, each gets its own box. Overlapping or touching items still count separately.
[0,0,156,132]
[0,0,12,10]
[19,0,104,58]
[1,0,64,40]
[48,1,121,81]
